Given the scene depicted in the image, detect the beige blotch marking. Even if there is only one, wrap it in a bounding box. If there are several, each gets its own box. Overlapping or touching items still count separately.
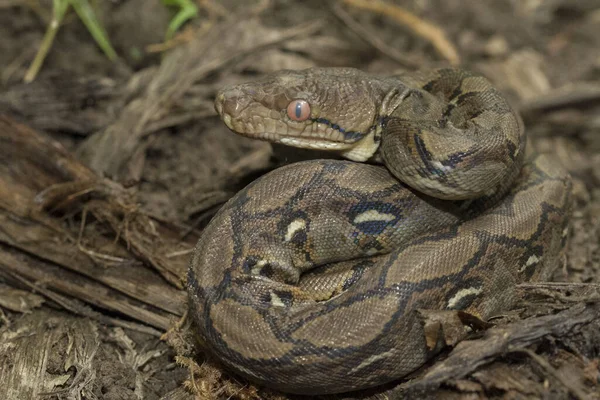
[350,349,398,374]
[251,259,269,275]
[519,255,540,273]
[285,219,306,242]
[353,210,396,224]
[365,248,380,256]
[270,291,286,308]
[431,160,453,172]
[447,286,483,309]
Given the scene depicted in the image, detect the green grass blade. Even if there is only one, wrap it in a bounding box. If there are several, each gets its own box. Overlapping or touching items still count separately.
[69,0,118,61]
[53,0,70,19]
[24,0,71,82]
[162,0,198,40]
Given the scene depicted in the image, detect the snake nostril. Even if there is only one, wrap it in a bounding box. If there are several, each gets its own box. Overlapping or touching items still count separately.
[216,87,251,117]
[222,96,250,117]
[223,98,239,116]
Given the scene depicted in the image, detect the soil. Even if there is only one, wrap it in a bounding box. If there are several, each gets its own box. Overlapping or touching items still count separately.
[0,1,599,399]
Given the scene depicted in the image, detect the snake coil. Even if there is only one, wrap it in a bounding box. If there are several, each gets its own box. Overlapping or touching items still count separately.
[187,68,572,395]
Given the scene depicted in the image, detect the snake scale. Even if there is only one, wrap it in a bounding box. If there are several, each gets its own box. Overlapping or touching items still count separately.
[187,68,572,395]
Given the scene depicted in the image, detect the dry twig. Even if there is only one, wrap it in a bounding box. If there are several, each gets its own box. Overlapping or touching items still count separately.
[393,302,599,396]
[510,348,588,400]
[341,0,460,65]
[330,2,420,69]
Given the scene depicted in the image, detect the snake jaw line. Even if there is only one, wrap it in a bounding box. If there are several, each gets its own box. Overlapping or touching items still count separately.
[220,108,378,155]
[279,137,351,151]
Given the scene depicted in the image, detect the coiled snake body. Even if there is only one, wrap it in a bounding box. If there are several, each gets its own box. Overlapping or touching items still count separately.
[187,68,572,394]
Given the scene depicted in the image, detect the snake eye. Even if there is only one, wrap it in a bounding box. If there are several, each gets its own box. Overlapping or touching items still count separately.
[287,100,310,122]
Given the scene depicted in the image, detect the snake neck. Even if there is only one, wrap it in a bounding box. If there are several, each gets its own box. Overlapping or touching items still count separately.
[340,81,411,162]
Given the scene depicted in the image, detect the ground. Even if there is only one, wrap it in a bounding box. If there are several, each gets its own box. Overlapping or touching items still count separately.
[0,1,599,399]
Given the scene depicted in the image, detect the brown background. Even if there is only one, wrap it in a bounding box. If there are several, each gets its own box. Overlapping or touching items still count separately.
[0,1,599,399]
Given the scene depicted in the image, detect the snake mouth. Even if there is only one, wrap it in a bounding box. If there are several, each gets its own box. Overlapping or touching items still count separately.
[220,111,355,151]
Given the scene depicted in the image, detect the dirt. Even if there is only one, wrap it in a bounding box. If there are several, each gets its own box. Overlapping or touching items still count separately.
[0,1,599,399]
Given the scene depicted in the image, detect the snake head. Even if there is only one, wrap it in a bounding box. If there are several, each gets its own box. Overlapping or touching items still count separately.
[214,68,391,161]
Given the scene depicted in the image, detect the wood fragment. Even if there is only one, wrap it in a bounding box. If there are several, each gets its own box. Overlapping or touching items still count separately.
[0,206,186,315]
[0,310,99,400]
[0,284,44,313]
[0,74,123,134]
[518,282,600,303]
[0,115,194,288]
[510,348,588,400]
[396,302,600,395]
[1,249,172,333]
[470,363,541,395]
